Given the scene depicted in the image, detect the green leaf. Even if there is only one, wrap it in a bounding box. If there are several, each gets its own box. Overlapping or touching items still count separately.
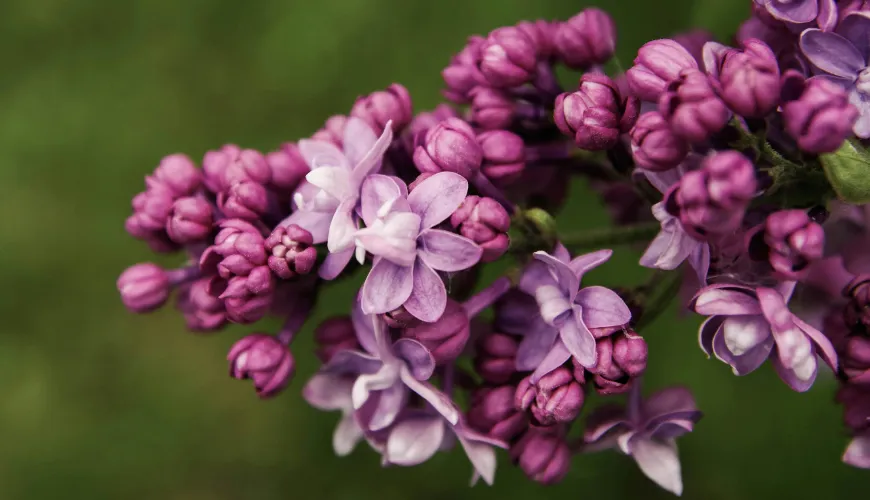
[819,140,870,204]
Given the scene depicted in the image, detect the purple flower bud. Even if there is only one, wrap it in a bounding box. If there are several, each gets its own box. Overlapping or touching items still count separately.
[202,144,239,193]
[217,181,270,221]
[627,39,699,102]
[176,278,227,332]
[553,8,616,70]
[629,111,689,171]
[264,224,316,280]
[474,331,520,384]
[351,83,413,134]
[216,267,275,324]
[510,427,571,485]
[782,77,859,154]
[754,209,825,280]
[166,196,213,244]
[314,316,360,364]
[117,263,170,313]
[442,36,486,103]
[450,195,511,263]
[672,29,715,65]
[477,130,526,186]
[515,368,584,426]
[265,143,308,192]
[478,27,538,88]
[468,385,528,442]
[555,73,639,150]
[587,330,648,395]
[516,19,558,60]
[311,115,348,146]
[401,299,470,365]
[713,39,781,117]
[660,69,730,143]
[150,154,201,196]
[845,275,870,332]
[469,87,515,130]
[129,184,176,233]
[838,383,870,433]
[413,117,482,179]
[228,333,295,398]
[404,104,458,152]
[223,149,271,188]
[843,335,870,385]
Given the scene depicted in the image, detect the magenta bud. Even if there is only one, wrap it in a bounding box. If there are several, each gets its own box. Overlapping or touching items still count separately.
[311,115,348,146]
[714,39,781,117]
[629,111,689,171]
[783,77,859,154]
[442,36,486,103]
[516,19,558,60]
[468,386,528,442]
[218,268,275,324]
[403,105,458,153]
[401,299,470,364]
[477,130,526,186]
[516,368,585,426]
[223,149,271,188]
[478,26,538,88]
[587,331,648,395]
[555,73,638,150]
[837,383,870,432]
[228,333,295,398]
[177,278,227,332]
[474,331,520,384]
[266,143,308,192]
[130,184,176,232]
[351,83,413,134]
[845,275,870,331]
[510,428,571,485]
[627,39,699,102]
[758,210,825,280]
[469,86,515,130]
[202,144,240,193]
[843,335,870,385]
[117,263,170,313]
[264,224,317,280]
[314,316,360,364]
[450,195,510,263]
[553,8,616,69]
[166,196,213,244]
[218,181,270,220]
[413,117,482,179]
[151,154,201,196]
[659,69,730,143]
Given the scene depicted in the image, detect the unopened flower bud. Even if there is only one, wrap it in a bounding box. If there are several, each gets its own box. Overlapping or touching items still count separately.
[451,195,511,263]
[228,333,295,398]
[711,39,781,117]
[751,209,825,280]
[351,83,413,134]
[783,77,858,154]
[843,335,870,385]
[469,87,515,130]
[553,8,616,69]
[629,111,689,171]
[266,143,308,192]
[413,117,482,179]
[151,154,201,196]
[478,130,526,186]
[468,386,528,442]
[314,316,360,364]
[176,278,227,332]
[264,224,316,280]
[311,115,348,146]
[587,331,648,395]
[627,39,699,102]
[442,36,486,103]
[838,383,870,433]
[516,368,584,426]
[474,331,520,384]
[117,263,170,313]
[479,27,538,88]
[510,427,571,485]
[166,196,213,244]
[218,180,270,221]
[401,299,470,364]
[660,69,730,143]
[517,19,558,60]
[555,73,639,150]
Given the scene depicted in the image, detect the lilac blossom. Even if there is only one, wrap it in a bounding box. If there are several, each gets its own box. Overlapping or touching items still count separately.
[356,172,483,322]
[754,0,838,30]
[691,281,838,391]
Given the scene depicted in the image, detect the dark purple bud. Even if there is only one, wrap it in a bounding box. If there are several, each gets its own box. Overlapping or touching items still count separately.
[413,117,482,179]
[202,144,240,193]
[264,224,316,280]
[555,73,638,150]
[266,143,308,192]
[553,8,616,70]
[351,83,413,134]
[844,275,870,332]
[843,335,870,385]
[166,196,213,244]
[659,69,730,143]
[516,19,558,60]
[217,181,270,221]
[782,77,858,154]
[516,368,584,426]
[838,383,870,433]
[474,331,520,384]
[151,154,201,196]
[228,333,295,398]
[468,385,528,442]
[311,115,348,146]
[176,278,227,332]
[314,316,360,364]
[760,210,825,280]
[510,427,571,485]
[478,27,538,88]
[629,111,689,171]
[217,267,275,324]
[469,87,515,130]
[117,263,170,313]
[477,130,525,186]
[401,299,470,364]
[714,39,781,117]
[450,195,510,263]
[587,330,648,395]
[442,36,486,103]
[627,39,699,102]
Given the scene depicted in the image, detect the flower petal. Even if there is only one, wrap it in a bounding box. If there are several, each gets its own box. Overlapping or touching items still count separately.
[360,174,403,227]
[303,373,354,411]
[712,318,773,376]
[722,315,773,356]
[799,29,864,79]
[698,316,724,357]
[402,260,447,323]
[417,229,483,272]
[281,210,332,244]
[767,0,818,24]
[515,323,559,371]
[361,258,414,315]
[849,88,870,139]
[319,247,355,280]
[837,13,870,67]
[326,199,358,253]
[584,404,629,444]
[691,285,761,316]
[843,433,870,469]
[770,348,818,392]
[407,171,469,228]
[368,382,409,431]
[643,386,699,423]
[568,249,613,278]
[687,242,710,284]
[351,364,399,409]
[559,312,597,368]
[306,166,355,202]
[355,214,420,267]
[385,415,446,466]
[393,338,436,380]
[351,122,394,184]
[793,315,839,371]
[575,286,632,328]
[533,251,580,301]
[702,41,731,79]
[529,339,573,382]
[298,139,350,170]
[456,433,498,486]
[518,260,557,294]
[342,117,379,166]
[534,285,573,327]
[399,367,460,425]
[351,295,378,355]
[333,415,365,456]
[630,438,684,496]
[322,349,383,375]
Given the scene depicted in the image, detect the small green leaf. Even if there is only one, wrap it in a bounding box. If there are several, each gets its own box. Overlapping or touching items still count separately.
[820,140,870,204]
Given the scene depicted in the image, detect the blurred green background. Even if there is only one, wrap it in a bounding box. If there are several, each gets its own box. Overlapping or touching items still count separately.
[0,0,864,498]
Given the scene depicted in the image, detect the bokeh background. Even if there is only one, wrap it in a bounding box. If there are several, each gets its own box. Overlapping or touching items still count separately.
[0,0,864,498]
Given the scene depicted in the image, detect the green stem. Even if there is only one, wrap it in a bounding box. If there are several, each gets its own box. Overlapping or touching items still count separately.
[634,270,683,330]
[560,222,661,251]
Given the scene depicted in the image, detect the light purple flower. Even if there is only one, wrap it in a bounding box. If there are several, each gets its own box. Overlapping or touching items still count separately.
[691,281,839,391]
[506,245,632,381]
[583,384,702,496]
[844,432,870,469]
[800,12,870,137]
[356,172,483,322]
[283,117,394,279]
[303,371,368,456]
[755,0,838,30]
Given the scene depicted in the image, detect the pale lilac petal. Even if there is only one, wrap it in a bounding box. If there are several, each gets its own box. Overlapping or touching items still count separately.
[351,122,394,184]
[698,316,724,357]
[643,386,699,422]
[640,229,682,269]
[534,285,573,327]
[402,260,447,323]
[691,285,761,316]
[351,296,378,355]
[722,315,773,357]
[559,313,597,368]
[767,0,818,24]
[393,338,436,380]
[342,117,379,166]
[327,199,358,252]
[530,339,573,382]
[770,349,817,392]
[584,405,629,443]
[399,367,460,425]
[630,438,684,496]
[848,88,870,139]
[282,210,332,244]
[793,316,839,371]
[355,213,420,267]
[456,434,498,486]
[568,249,613,277]
[817,0,837,31]
[361,258,414,315]
[407,171,469,228]
[515,324,559,371]
[298,139,350,170]
[575,286,632,328]
[303,373,354,411]
[319,247,355,280]
[702,41,731,79]
[369,382,409,431]
[322,349,382,375]
[648,418,701,440]
[417,229,483,272]
[351,364,399,409]
[837,13,870,64]
[360,174,403,227]
[843,434,870,469]
[799,29,864,79]
[306,166,355,202]
[687,243,710,284]
[712,318,774,375]
[334,415,364,456]
[518,260,557,294]
[533,251,580,301]
[552,243,571,263]
[385,415,446,466]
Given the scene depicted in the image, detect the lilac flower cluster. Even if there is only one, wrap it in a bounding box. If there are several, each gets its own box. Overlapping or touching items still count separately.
[116,1,870,493]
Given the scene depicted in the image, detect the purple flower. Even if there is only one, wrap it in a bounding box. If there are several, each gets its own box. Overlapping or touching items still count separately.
[469,87,515,130]
[553,8,617,70]
[704,39,782,117]
[265,143,308,192]
[583,385,702,496]
[555,73,640,150]
[755,0,838,30]
[691,281,839,391]
[585,329,648,395]
[515,367,584,425]
[450,195,511,263]
[800,12,870,137]
[176,278,227,332]
[627,39,699,103]
[516,19,558,60]
[629,111,689,172]
[659,69,731,143]
[844,432,870,469]
[474,329,520,384]
[166,196,213,244]
[302,371,367,456]
[442,36,486,103]
[356,172,482,322]
[350,83,413,134]
[782,75,859,153]
[117,263,173,313]
[478,27,538,88]
[227,333,295,398]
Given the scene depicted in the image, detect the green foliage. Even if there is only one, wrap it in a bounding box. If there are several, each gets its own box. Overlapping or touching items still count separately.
[821,140,870,204]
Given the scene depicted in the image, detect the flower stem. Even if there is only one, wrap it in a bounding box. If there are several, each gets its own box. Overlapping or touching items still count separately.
[634,270,683,330]
[560,222,661,251]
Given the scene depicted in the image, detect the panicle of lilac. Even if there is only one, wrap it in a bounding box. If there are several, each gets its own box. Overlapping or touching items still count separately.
[555,73,640,150]
[584,328,649,395]
[311,115,348,146]
[351,83,413,134]
[176,277,228,332]
[442,36,486,103]
[627,39,699,102]
[659,69,731,144]
[748,209,825,280]
[467,385,528,442]
[515,367,584,426]
[510,426,571,485]
[264,224,317,280]
[227,332,295,398]
[782,77,859,154]
[629,111,690,171]
[314,316,360,364]
[265,142,309,192]
[475,329,521,385]
[553,8,616,70]
[478,27,538,88]
[117,262,198,313]
[166,196,214,244]
[705,38,781,118]
[477,130,526,186]
[450,195,511,263]
[413,117,482,179]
